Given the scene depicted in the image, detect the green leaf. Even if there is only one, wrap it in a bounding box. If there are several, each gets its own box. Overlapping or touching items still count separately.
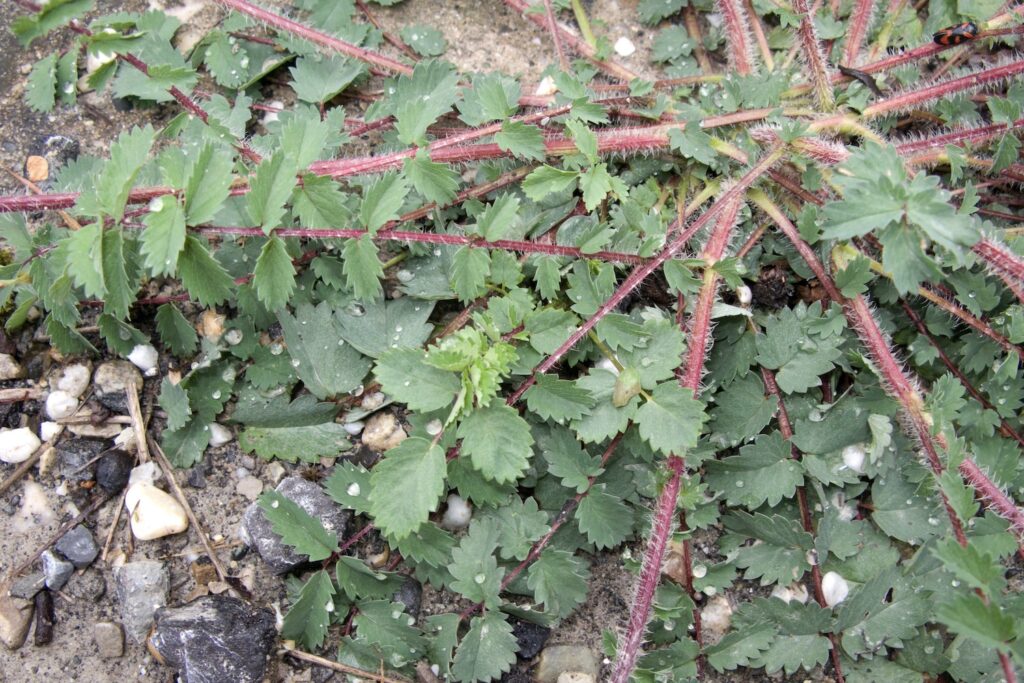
[141,195,186,276]
[757,634,830,676]
[375,348,461,412]
[392,60,459,145]
[541,427,603,493]
[837,570,929,654]
[576,484,633,549]
[709,373,776,444]
[66,222,105,298]
[253,236,295,311]
[289,55,365,103]
[94,125,155,220]
[352,599,426,657]
[323,462,372,515]
[726,512,813,585]
[178,236,235,306]
[277,301,372,399]
[334,556,404,600]
[97,314,145,354]
[932,537,1005,595]
[705,433,803,509]
[755,308,842,394]
[359,172,409,235]
[834,254,874,297]
[457,404,534,483]
[578,163,615,211]
[247,152,299,234]
[231,391,339,428]
[26,53,58,112]
[403,150,459,205]
[565,119,599,162]
[399,24,447,56]
[294,174,354,228]
[452,612,517,683]
[936,593,1016,649]
[484,495,548,560]
[155,304,198,356]
[239,422,350,462]
[13,0,91,46]
[706,625,774,672]
[184,142,233,226]
[342,235,384,301]
[281,570,335,650]
[522,165,578,201]
[668,121,717,166]
[458,72,520,126]
[524,374,596,422]
[368,437,446,540]
[100,228,133,320]
[158,378,191,431]
[527,548,590,618]
[449,517,504,607]
[161,418,212,468]
[636,383,707,455]
[258,490,339,561]
[450,246,490,303]
[495,121,546,161]
[477,194,521,242]
[337,297,435,358]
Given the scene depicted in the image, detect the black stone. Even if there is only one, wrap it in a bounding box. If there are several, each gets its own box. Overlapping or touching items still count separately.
[55,524,99,568]
[242,476,351,574]
[392,576,422,620]
[57,438,109,483]
[95,449,133,494]
[149,596,277,683]
[33,589,54,646]
[511,618,551,660]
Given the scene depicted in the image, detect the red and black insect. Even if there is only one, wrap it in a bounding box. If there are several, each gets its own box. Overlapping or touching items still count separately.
[933,21,979,46]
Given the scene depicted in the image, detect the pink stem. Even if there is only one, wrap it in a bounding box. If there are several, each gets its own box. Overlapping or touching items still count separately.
[792,0,835,110]
[972,239,1024,305]
[541,0,569,71]
[715,0,755,75]
[863,59,1024,119]
[841,0,876,67]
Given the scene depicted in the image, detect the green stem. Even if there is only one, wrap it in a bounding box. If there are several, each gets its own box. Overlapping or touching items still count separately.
[570,0,597,48]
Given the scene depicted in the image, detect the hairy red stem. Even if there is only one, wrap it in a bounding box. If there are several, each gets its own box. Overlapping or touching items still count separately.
[841,0,876,67]
[715,0,756,75]
[972,239,1024,305]
[541,0,569,71]
[792,0,836,110]
[863,59,1024,119]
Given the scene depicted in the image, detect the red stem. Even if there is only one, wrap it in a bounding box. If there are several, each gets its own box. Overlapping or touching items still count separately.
[715,0,755,75]
[841,0,876,67]
[792,0,835,110]
[972,239,1024,305]
[353,0,420,61]
[541,0,569,71]
[863,59,1024,119]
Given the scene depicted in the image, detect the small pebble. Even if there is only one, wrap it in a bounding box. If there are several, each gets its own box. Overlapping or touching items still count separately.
[842,444,866,473]
[0,428,41,464]
[127,344,159,376]
[45,390,79,420]
[33,589,54,645]
[360,391,385,411]
[535,645,599,683]
[613,36,636,56]
[822,571,850,607]
[96,449,134,494]
[208,423,233,447]
[197,310,225,341]
[114,560,168,642]
[535,75,558,96]
[0,592,34,649]
[53,363,91,398]
[737,285,753,305]
[55,525,99,568]
[24,155,48,182]
[125,482,189,541]
[93,621,124,658]
[0,353,26,380]
[343,421,365,436]
[441,494,472,530]
[701,595,733,642]
[361,412,406,452]
[42,550,75,590]
[9,572,46,600]
[93,361,143,413]
[113,426,137,452]
[236,476,263,501]
[265,462,286,485]
[39,421,61,442]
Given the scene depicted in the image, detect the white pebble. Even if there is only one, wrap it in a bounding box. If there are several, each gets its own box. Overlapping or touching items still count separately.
[125,482,189,540]
[822,571,850,607]
[841,444,866,473]
[737,285,753,305]
[360,391,386,411]
[0,427,41,464]
[262,100,284,125]
[441,494,472,530]
[343,421,365,436]
[770,583,809,604]
[39,421,61,442]
[45,390,79,420]
[700,596,733,639]
[208,423,233,447]
[0,353,25,380]
[535,75,558,96]
[55,363,91,397]
[127,344,159,375]
[613,36,636,57]
[128,462,161,488]
[114,426,137,452]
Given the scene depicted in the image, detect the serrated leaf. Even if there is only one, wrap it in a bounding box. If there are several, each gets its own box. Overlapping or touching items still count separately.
[375,348,460,412]
[579,164,618,211]
[13,0,91,46]
[295,174,354,227]
[452,612,517,683]
[450,246,490,303]
[449,517,504,606]
[709,373,776,444]
[524,374,596,422]
[97,314,145,355]
[342,235,384,301]
[705,432,803,509]
[392,59,459,145]
[932,537,1005,595]
[477,194,520,242]
[94,124,155,220]
[576,484,632,549]
[202,34,248,88]
[243,345,296,389]
[282,570,335,650]
[161,417,212,468]
[571,369,638,443]
[399,24,447,56]
[457,404,534,483]
[541,427,602,493]
[100,228,133,320]
[636,383,706,455]
[289,55,365,103]
[158,378,191,431]
[368,437,446,540]
[527,548,590,618]
[495,121,546,161]
[834,254,873,297]
[141,195,186,276]
[323,462,372,514]
[483,496,548,560]
[253,236,295,311]
[458,73,520,126]
[26,53,58,112]
[239,422,350,462]
[66,222,105,298]
[404,150,459,205]
[334,556,404,601]
[184,142,233,226]
[336,296,435,358]
[706,625,774,671]
[756,634,830,675]
[936,593,1016,649]
[352,600,426,656]
[247,152,299,234]
[178,236,235,306]
[258,490,339,561]
[231,391,338,428]
[522,165,578,201]
[278,301,371,399]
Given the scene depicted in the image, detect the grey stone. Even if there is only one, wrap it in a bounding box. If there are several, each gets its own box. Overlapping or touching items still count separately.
[114,560,169,642]
[9,572,46,600]
[93,621,124,658]
[93,361,143,413]
[512,619,551,660]
[66,568,106,602]
[55,524,99,568]
[95,449,133,494]
[57,438,109,483]
[242,476,351,574]
[534,645,599,683]
[148,595,276,683]
[392,576,422,620]
[41,550,74,590]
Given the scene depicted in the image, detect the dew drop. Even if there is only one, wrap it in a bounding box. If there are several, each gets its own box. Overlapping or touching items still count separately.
[291,358,301,368]
[346,302,366,317]
[212,390,222,400]
[269,343,284,356]
[224,328,243,345]
[271,500,279,508]
[692,564,707,578]
[735,480,744,488]
[396,269,414,283]
[473,573,487,584]
[426,419,443,436]
[346,482,361,497]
